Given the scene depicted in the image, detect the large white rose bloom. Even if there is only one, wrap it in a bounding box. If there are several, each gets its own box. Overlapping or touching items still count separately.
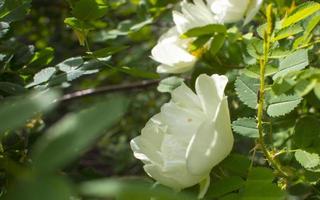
[208,0,263,24]
[151,27,197,74]
[130,74,234,197]
[173,0,218,34]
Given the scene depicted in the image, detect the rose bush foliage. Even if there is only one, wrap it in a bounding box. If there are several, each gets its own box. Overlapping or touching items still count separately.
[0,0,320,200]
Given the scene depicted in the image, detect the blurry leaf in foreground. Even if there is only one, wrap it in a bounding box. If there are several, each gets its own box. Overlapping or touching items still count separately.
[0,90,59,134]
[0,82,27,95]
[4,175,75,200]
[31,96,129,172]
[79,179,195,200]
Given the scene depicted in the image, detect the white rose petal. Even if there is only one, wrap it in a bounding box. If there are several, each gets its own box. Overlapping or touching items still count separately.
[130,74,234,196]
[208,0,263,24]
[151,28,197,74]
[244,0,264,25]
[173,0,218,34]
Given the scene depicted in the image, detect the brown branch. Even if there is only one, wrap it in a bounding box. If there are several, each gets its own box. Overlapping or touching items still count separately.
[60,79,161,102]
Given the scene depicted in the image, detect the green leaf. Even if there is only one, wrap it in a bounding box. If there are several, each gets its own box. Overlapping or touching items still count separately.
[314,83,320,100]
[282,2,320,28]
[0,90,59,134]
[219,154,250,177]
[79,179,195,200]
[269,48,292,59]
[157,76,184,93]
[293,116,320,149]
[246,38,263,59]
[72,0,108,21]
[241,167,285,200]
[235,74,259,109]
[0,82,27,95]
[56,56,84,72]
[220,194,240,200]
[31,97,128,172]
[4,175,74,200]
[182,24,226,38]
[0,21,9,38]
[48,57,108,86]
[294,79,317,96]
[0,0,31,23]
[27,47,54,68]
[267,94,302,117]
[26,67,57,88]
[64,17,94,31]
[295,150,320,169]
[273,24,303,41]
[272,77,297,95]
[244,65,278,79]
[273,49,309,80]
[232,118,259,138]
[205,176,245,199]
[209,33,225,56]
[189,35,211,52]
[294,13,320,48]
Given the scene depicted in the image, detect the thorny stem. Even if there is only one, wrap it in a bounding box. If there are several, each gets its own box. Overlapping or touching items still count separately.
[257,4,288,178]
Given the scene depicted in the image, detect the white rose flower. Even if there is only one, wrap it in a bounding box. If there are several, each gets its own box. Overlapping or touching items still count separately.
[173,0,219,34]
[207,0,263,24]
[151,27,197,74]
[130,74,234,198]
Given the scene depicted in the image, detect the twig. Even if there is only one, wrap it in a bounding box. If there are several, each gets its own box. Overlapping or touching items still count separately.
[60,79,161,102]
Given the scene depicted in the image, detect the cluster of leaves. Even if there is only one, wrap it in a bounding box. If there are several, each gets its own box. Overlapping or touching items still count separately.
[0,0,320,200]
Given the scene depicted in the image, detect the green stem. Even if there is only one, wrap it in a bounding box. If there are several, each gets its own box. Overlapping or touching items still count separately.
[257,6,288,177]
[258,55,287,177]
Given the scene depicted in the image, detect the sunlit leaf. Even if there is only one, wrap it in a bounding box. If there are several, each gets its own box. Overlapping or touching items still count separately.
[235,74,259,109]
[282,2,320,28]
[232,118,259,138]
[267,94,302,117]
[295,150,320,169]
[273,49,309,80]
